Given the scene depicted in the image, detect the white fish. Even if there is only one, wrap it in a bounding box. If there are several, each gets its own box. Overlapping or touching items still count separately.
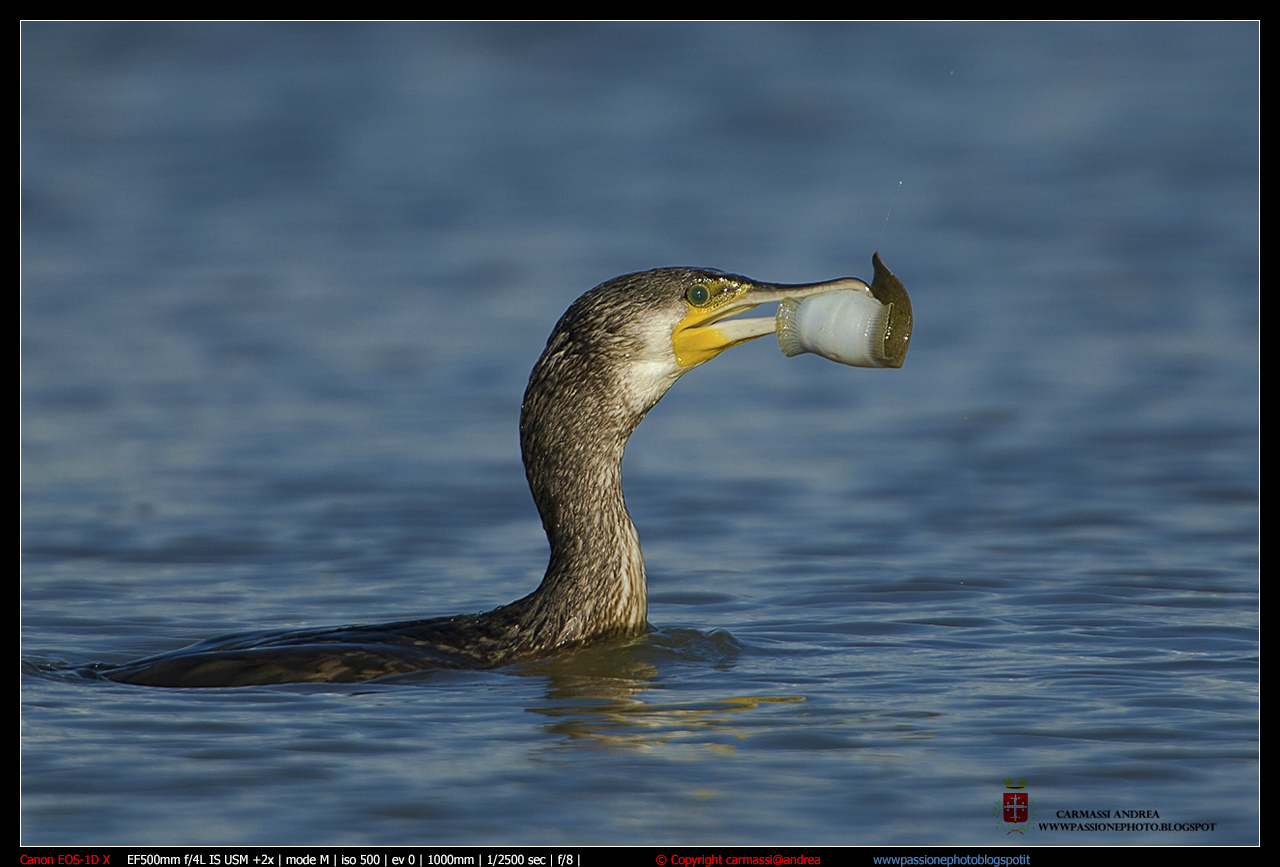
[776,252,912,369]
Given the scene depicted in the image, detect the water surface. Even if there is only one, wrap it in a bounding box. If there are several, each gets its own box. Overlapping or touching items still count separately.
[22,22,1258,845]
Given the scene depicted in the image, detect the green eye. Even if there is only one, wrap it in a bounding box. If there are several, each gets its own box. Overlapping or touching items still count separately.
[686,284,711,306]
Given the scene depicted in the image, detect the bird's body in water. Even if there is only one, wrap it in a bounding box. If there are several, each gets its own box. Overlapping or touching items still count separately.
[102,256,910,687]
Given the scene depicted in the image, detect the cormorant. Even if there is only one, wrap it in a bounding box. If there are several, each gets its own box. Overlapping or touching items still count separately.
[102,254,910,687]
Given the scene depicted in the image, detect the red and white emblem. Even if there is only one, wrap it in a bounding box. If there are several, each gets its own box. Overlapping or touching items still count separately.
[1003,791,1028,824]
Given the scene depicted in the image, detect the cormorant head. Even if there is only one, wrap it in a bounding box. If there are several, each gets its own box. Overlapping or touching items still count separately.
[528,256,909,432]
[570,264,892,371]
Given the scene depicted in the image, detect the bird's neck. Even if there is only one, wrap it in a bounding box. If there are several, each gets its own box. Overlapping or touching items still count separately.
[523,445,647,648]
[514,346,666,650]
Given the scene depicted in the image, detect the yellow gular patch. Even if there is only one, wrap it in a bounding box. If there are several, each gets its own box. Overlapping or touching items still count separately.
[670,279,753,368]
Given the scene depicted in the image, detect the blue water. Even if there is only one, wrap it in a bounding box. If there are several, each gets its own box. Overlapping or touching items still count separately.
[22,22,1257,845]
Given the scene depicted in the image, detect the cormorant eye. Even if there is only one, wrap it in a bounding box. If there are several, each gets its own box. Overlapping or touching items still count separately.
[686,284,711,307]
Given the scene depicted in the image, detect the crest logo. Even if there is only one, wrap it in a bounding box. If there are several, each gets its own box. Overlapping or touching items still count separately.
[993,778,1036,835]
[1003,792,1028,824]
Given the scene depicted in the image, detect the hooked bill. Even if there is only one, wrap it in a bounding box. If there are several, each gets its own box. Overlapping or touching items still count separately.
[775,252,912,369]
